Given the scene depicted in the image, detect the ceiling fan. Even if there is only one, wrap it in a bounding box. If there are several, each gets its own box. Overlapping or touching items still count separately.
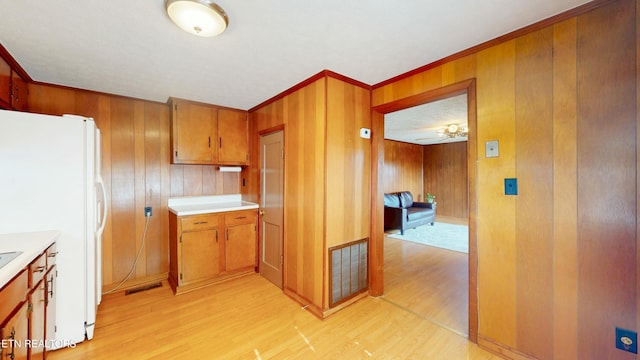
[440,124,468,138]
[415,123,468,142]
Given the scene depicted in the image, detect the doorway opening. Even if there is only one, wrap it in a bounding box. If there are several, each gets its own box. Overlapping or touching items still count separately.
[369,79,478,342]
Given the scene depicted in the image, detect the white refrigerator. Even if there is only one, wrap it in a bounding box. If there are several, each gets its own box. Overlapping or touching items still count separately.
[0,109,107,348]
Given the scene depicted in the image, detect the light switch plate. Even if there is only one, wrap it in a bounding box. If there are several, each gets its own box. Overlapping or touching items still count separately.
[486,140,499,158]
[360,128,371,139]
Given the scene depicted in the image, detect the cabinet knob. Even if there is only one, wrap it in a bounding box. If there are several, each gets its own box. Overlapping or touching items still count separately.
[259,210,264,216]
[34,266,45,273]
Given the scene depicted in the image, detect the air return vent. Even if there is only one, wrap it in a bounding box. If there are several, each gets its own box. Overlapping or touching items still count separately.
[329,238,368,307]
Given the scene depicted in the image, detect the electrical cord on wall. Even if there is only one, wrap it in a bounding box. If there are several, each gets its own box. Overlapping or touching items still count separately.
[102,215,150,295]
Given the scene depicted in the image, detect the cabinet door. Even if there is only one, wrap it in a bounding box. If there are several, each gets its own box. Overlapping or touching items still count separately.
[217,108,248,165]
[11,71,27,111]
[225,223,257,271]
[171,101,217,164]
[29,280,46,360]
[0,57,9,108]
[180,229,220,284]
[45,267,57,352]
[1,301,28,360]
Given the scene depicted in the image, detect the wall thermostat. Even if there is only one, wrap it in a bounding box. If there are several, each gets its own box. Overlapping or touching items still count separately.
[360,128,371,139]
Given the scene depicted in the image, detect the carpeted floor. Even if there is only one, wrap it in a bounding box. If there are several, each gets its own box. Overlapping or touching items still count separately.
[387,222,469,253]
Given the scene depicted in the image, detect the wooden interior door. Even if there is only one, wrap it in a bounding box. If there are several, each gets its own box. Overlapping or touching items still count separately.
[259,131,284,288]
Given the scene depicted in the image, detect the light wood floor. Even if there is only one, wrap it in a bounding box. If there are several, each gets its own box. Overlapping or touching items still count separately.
[383,217,469,336]
[49,216,492,359]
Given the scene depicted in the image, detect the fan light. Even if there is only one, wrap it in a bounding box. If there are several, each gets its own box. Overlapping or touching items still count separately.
[166,0,228,37]
[441,124,468,138]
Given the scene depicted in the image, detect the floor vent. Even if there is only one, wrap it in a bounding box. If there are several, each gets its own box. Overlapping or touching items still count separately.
[329,238,368,307]
[125,282,162,295]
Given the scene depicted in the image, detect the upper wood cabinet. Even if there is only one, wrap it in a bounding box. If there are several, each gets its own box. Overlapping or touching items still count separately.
[11,71,28,111]
[217,109,249,164]
[0,46,29,111]
[169,98,248,165]
[0,56,10,108]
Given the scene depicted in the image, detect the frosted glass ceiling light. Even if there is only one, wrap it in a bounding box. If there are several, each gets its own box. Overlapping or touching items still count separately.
[166,0,228,37]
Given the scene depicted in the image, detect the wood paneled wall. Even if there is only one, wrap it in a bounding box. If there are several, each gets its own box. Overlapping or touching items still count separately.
[324,77,371,307]
[576,1,637,359]
[28,84,240,290]
[249,78,326,314]
[423,142,468,219]
[248,72,371,316]
[372,0,638,358]
[382,140,423,200]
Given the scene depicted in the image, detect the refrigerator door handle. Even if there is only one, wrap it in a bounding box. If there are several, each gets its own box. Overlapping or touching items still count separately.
[96,175,108,236]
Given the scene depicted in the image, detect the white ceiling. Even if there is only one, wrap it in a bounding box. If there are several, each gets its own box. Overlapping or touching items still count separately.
[0,0,590,111]
[385,94,468,145]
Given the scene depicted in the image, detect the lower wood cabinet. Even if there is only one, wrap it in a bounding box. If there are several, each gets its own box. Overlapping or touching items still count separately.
[225,213,257,272]
[2,300,28,360]
[28,281,45,360]
[0,243,56,360]
[169,209,258,294]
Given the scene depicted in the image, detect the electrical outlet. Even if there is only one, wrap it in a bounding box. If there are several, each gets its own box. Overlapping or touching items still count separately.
[616,327,637,354]
[144,206,152,217]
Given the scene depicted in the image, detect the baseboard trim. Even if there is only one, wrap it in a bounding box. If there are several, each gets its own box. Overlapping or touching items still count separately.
[322,291,369,318]
[283,287,324,319]
[478,335,537,360]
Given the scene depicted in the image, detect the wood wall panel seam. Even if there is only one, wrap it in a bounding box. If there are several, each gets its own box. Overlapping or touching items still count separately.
[552,17,579,360]
[514,26,555,360]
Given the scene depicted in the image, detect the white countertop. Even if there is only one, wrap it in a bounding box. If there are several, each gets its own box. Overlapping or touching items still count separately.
[0,230,59,289]
[168,195,259,216]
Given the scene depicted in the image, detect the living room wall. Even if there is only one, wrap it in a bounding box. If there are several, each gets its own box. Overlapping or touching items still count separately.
[372,0,638,358]
[382,139,423,200]
[382,139,468,219]
[423,141,468,219]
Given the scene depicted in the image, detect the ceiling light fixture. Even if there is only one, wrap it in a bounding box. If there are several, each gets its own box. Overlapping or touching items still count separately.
[166,0,229,37]
[440,124,468,138]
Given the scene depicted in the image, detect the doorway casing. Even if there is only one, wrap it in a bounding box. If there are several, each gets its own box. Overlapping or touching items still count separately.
[369,79,478,342]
